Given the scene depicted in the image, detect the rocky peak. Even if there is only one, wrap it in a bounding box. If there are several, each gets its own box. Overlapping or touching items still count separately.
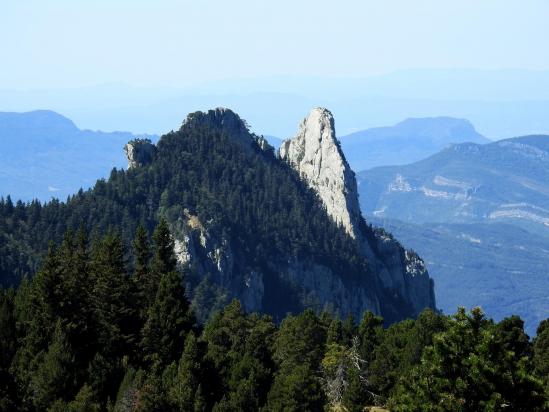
[182,107,252,142]
[124,138,156,169]
[279,107,361,238]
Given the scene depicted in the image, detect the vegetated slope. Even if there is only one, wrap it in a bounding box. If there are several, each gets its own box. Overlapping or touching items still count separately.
[0,109,434,323]
[340,116,488,171]
[0,110,157,201]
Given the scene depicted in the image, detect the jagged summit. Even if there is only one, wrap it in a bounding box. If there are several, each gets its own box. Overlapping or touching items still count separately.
[279,107,361,238]
[2,105,436,326]
[118,106,435,318]
[280,107,436,315]
[181,107,253,142]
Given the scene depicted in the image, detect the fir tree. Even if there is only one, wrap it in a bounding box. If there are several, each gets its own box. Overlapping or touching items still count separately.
[152,218,176,278]
[67,384,101,412]
[390,308,546,411]
[533,319,549,405]
[357,311,384,364]
[0,288,16,370]
[327,317,344,345]
[170,332,202,411]
[141,270,192,367]
[266,363,326,412]
[90,232,135,358]
[31,321,76,410]
[342,366,368,412]
[132,224,151,315]
[0,288,17,410]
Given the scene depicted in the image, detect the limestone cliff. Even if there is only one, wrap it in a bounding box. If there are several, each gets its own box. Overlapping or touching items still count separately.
[173,207,383,322]
[279,108,436,315]
[124,138,156,169]
[149,107,435,322]
[279,108,361,238]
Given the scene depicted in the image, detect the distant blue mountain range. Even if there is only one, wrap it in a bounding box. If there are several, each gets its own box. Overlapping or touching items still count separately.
[357,134,549,335]
[268,116,489,170]
[357,135,549,236]
[4,70,549,139]
[340,117,488,170]
[0,110,157,201]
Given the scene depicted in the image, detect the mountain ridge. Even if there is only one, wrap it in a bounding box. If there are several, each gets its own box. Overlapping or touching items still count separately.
[358,134,549,235]
[0,107,435,324]
[340,116,488,170]
[278,107,435,317]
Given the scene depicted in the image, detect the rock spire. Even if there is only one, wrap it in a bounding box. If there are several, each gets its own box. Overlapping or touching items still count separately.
[279,107,361,237]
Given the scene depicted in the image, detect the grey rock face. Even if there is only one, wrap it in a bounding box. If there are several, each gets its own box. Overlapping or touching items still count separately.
[279,108,361,238]
[169,107,435,322]
[173,209,381,320]
[173,210,264,314]
[280,107,436,316]
[285,259,381,317]
[124,138,156,169]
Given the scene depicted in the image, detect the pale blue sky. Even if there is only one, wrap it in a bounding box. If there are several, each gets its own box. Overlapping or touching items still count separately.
[2,0,549,89]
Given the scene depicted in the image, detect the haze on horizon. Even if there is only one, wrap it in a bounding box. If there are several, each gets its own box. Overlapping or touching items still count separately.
[2,0,549,139]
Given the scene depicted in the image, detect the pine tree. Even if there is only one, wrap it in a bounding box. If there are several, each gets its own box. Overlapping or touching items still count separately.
[193,384,206,412]
[0,288,17,410]
[273,309,326,369]
[533,319,549,405]
[170,332,202,411]
[132,224,151,312]
[140,270,192,367]
[60,227,94,363]
[113,368,138,412]
[266,363,325,411]
[135,371,172,412]
[87,351,123,406]
[342,313,357,345]
[0,289,16,370]
[534,319,549,374]
[202,299,248,377]
[390,308,546,411]
[267,310,327,411]
[327,317,344,344]
[90,232,135,358]
[30,242,62,342]
[342,366,368,412]
[322,342,349,407]
[10,244,62,407]
[357,311,384,364]
[31,321,76,410]
[201,302,275,410]
[152,218,177,278]
[67,384,101,412]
